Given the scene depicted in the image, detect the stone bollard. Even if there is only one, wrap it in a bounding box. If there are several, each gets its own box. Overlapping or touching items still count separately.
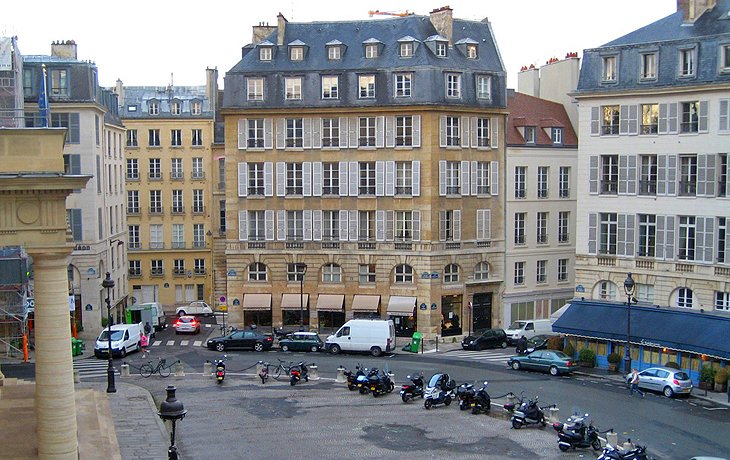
[73,369,81,384]
[120,363,130,377]
[203,361,213,377]
[548,406,559,423]
[335,366,346,383]
[255,361,265,380]
[174,361,185,377]
[606,431,618,448]
[308,365,319,381]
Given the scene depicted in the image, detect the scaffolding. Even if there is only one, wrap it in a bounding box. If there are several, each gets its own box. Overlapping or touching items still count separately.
[0,247,31,359]
[0,36,25,128]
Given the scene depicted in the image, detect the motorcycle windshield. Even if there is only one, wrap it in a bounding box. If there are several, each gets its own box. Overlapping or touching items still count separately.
[427,374,443,388]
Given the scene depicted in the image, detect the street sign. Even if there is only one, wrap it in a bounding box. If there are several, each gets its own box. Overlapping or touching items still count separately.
[430,303,437,310]
[219,296,226,303]
[419,303,427,310]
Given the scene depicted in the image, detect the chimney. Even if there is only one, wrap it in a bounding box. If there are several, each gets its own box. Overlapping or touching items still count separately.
[115,79,124,106]
[206,67,218,114]
[51,40,77,59]
[277,13,288,46]
[677,0,717,23]
[429,6,453,45]
[252,22,276,45]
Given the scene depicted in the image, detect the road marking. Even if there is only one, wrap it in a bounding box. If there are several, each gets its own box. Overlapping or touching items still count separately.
[194,340,203,347]
[205,324,212,328]
[166,340,175,346]
[152,340,162,346]
[180,340,189,346]
[73,360,119,379]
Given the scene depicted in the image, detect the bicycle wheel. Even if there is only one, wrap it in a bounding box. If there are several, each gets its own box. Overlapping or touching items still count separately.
[273,365,282,380]
[140,364,153,378]
[159,364,172,378]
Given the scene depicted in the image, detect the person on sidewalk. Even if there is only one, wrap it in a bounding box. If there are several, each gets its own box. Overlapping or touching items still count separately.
[629,368,645,397]
[144,321,153,339]
[140,333,149,358]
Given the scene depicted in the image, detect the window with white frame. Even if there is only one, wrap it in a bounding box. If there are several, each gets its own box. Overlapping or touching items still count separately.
[435,42,447,57]
[171,158,183,180]
[466,44,477,59]
[127,191,139,214]
[171,101,181,115]
[148,101,159,115]
[192,158,204,179]
[249,262,267,281]
[400,42,413,57]
[602,55,617,82]
[358,117,376,147]
[446,73,461,98]
[192,129,202,146]
[473,118,489,147]
[126,159,138,180]
[193,189,204,213]
[444,161,460,195]
[474,162,490,194]
[537,166,549,198]
[721,103,730,133]
[599,213,618,255]
[290,47,304,61]
[194,258,205,275]
[514,261,525,285]
[191,101,202,115]
[286,118,303,148]
[359,264,376,284]
[598,280,617,300]
[171,129,183,147]
[172,224,184,248]
[602,105,620,135]
[365,44,378,58]
[148,129,160,146]
[524,126,536,144]
[259,47,272,61]
[395,162,413,195]
[248,211,265,240]
[558,211,570,243]
[128,225,140,249]
[536,212,548,244]
[322,119,339,147]
[322,162,339,195]
[559,166,570,198]
[286,263,306,282]
[323,264,341,283]
[722,44,730,72]
[678,216,696,261]
[359,75,375,98]
[636,283,654,303]
[515,166,526,198]
[514,213,526,245]
[676,287,693,308]
[474,262,489,281]
[551,128,563,144]
[716,291,730,311]
[639,155,657,195]
[476,75,491,100]
[439,210,457,241]
[151,260,163,276]
[641,103,659,134]
[322,76,338,99]
[717,217,727,263]
[149,224,163,249]
[395,116,413,146]
[395,264,413,283]
[193,224,205,248]
[444,264,459,283]
[557,259,568,282]
[395,211,415,241]
[679,154,698,197]
[247,77,264,101]
[129,260,141,276]
[126,129,138,147]
[172,190,184,213]
[149,190,162,213]
[358,211,375,241]
[445,116,460,146]
[286,163,303,196]
[394,73,412,97]
[247,119,265,148]
[600,155,619,194]
[641,52,657,80]
[536,260,547,284]
[680,101,699,133]
[679,47,696,77]
[322,211,339,241]
[287,210,304,240]
[327,46,341,60]
[285,77,302,100]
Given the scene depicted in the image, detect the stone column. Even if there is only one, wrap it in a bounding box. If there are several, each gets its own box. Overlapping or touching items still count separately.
[31,248,78,460]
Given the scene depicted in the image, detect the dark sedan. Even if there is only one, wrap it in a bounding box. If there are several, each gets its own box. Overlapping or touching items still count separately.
[279,332,323,352]
[507,350,578,376]
[206,330,274,352]
[461,329,508,350]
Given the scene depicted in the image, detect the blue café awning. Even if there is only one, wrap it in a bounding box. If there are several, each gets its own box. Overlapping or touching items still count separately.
[552,300,730,360]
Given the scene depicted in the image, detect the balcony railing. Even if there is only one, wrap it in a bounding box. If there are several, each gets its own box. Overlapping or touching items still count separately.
[248,187,265,196]
[601,125,619,135]
[322,242,340,249]
[559,188,570,198]
[476,240,491,248]
[558,233,570,243]
[640,124,658,135]
[358,242,376,250]
[128,242,141,250]
[171,242,186,249]
[394,242,413,250]
[192,206,205,215]
[171,206,185,215]
[149,206,163,214]
[639,180,657,196]
[193,241,206,248]
[170,172,183,180]
[128,270,142,278]
[515,189,526,199]
[128,207,140,215]
[514,235,525,245]
[149,242,164,249]
[395,186,413,196]
[601,181,618,194]
[150,269,164,277]
[191,172,205,180]
[248,242,266,249]
[678,181,697,197]
[148,173,162,181]
[194,268,207,275]
[173,269,186,277]
[537,189,549,199]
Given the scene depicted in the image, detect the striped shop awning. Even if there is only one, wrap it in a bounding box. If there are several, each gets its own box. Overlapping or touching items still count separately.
[316,294,344,312]
[352,295,380,312]
[281,293,310,310]
[243,293,272,311]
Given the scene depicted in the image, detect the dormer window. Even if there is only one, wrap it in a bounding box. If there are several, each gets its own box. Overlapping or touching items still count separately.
[328,46,341,60]
[466,44,477,59]
[148,101,159,115]
[171,100,181,115]
[640,52,657,80]
[551,128,563,145]
[722,44,730,73]
[290,47,304,61]
[436,42,447,57]
[400,42,414,57]
[679,47,696,77]
[259,47,272,61]
[476,75,491,100]
[365,44,378,58]
[524,127,536,144]
[191,100,202,115]
[602,55,617,82]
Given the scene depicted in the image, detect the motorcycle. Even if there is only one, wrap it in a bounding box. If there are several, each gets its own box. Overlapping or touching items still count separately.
[368,367,395,397]
[400,373,425,403]
[553,413,602,452]
[457,383,476,411]
[290,361,309,386]
[343,364,366,391]
[470,381,491,414]
[423,373,457,410]
[213,355,227,384]
[597,442,648,460]
[511,395,548,429]
[357,368,375,394]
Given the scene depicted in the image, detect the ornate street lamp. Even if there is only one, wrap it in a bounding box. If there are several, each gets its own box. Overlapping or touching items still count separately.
[298,263,307,331]
[102,272,116,393]
[623,272,636,373]
[158,385,187,460]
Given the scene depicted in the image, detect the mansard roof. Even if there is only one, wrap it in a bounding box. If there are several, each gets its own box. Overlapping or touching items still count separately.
[506,90,578,147]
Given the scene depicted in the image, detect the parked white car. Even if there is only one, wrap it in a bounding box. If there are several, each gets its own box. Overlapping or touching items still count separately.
[175,301,213,317]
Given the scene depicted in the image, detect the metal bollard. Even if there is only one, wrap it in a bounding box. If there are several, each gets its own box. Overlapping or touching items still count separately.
[335,366,346,383]
[548,406,559,423]
[73,369,81,383]
[120,363,130,377]
[174,361,184,377]
[203,361,213,377]
[606,431,618,447]
[308,365,319,381]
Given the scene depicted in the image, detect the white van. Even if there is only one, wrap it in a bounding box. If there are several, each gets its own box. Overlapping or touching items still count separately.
[325,319,396,357]
[128,302,166,332]
[504,319,553,344]
[94,323,143,358]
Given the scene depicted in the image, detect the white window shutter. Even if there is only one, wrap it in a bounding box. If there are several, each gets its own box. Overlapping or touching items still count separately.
[265,210,275,240]
[439,161,447,196]
[628,105,638,135]
[339,210,349,241]
[312,118,322,149]
[349,161,358,196]
[627,155,637,195]
[240,210,254,242]
[264,162,274,196]
[619,105,629,135]
[385,161,395,196]
[312,162,323,196]
[238,162,248,197]
[303,162,312,196]
[238,119,248,149]
[618,155,629,195]
[625,214,635,256]
[656,215,666,259]
[385,116,395,148]
[697,154,707,196]
[590,107,600,136]
[312,210,322,241]
[460,160,470,195]
[264,119,273,149]
[699,101,709,133]
[276,210,286,241]
[588,213,597,255]
[375,116,385,148]
[376,210,386,241]
[412,161,420,196]
[412,210,421,241]
[385,210,394,241]
[439,211,446,241]
[460,116,470,147]
[348,117,358,148]
[666,155,677,196]
[668,103,678,133]
[617,214,627,256]
[339,162,349,196]
[696,217,714,263]
[375,161,385,196]
[439,116,447,147]
[453,210,461,241]
[658,103,668,134]
[665,216,676,260]
[303,210,313,241]
[470,161,478,195]
[339,117,349,148]
[491,117,499,149]
[349,211,358,241]
[412,115,421,148]
[470,117,478,148]
[589,156,599,194]
[477,209,491,240]
[275,118,285,149]
[490,160,499,196]
[276,162,286,196]
[303,118,312,149]
[657,155,667,195]
[720,100,729,131]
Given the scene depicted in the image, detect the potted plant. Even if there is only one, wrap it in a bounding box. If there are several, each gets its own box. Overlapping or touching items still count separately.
[699,366,716,390]
[607,353,621,372]
[714,368,728,393]
[578,348,596,368]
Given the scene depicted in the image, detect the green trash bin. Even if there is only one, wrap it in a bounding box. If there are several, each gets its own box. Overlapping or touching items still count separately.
[71,338,83,357]
[410,332,423,353]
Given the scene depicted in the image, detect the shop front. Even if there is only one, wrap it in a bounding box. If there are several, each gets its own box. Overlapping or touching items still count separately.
[441,294,463,337]
[242,293,272,328]
[281,293,309,330]
[316,294,345,334]
[352,295,380,319]
[386,296,417,337]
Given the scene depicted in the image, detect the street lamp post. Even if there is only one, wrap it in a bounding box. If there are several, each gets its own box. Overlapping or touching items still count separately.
[298,263,307,331]
[158,385,187,460]
[623,272,635,373]
[102,272,116,393]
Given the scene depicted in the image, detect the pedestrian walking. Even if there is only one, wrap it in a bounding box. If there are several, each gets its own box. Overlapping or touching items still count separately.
[629,368,645,397]
[144,321,152,338]
[141,333,149,358]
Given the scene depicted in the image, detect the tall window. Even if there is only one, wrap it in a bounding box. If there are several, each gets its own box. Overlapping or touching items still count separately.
[602,106,620,135]
[395,211,415,241]
[678,155,697,196]
[446,73,461,98]
[128,225,140,249]
[717,217,727,264]
[524,126,536,144]
[148,129,160,146]
[679,48,696,77]
[536,260,547,284]
[126,159,139,180]
[537,166,549,199]
[172,190,184,213]
[247,119,265,148]
[641,104,659,134]
[514,261,525,285]
[192,158,204,179]
[515,166,526,198]
[322,211,339,241]
[639,155,657,195]
[641,53,657,80]
[599,213,618,255]
[322,76,338,99]
[127,191,139,214]
[359,162,376,195]
[149,190,162,214]
[148,158,161,180]
[444,161,460,195]
[394,73,412,97]
[723,44,730,72]
[551,128,563,144]
[439,210,457,241]
[435,42,447,57]
[248,211,265,241]
[50,69,68,96]
[720,154,729,197]
[171,158,183,180]
[286,118,303,148]
[171,101,181,115]
[474,162,490,195]
[359,75,375,98]
[558,211,569,243]
[322,118,339,147]
[126,129,138,147]
[476,118,490,147]
[358,211,375,241]
[602,55,617,81]
[193,224,205,248]
[445,116,460,146]
[395,264,413,283]
[192,189,204,213]
[395,162,413,195]
[600,155,619,194]
[169,224,183,249]
[395,116,413,146]
[322,264,341,283]
[536,212,548,244]
[322,162,339,195]
[194,259,206,275]
[559,166,570,198]
[150,260,163,276]
[191,129,203,146]
[677,287,693,308]
[191,101,202,115]
[286,211,304,240]
[476,75,491,100]
[285,77,302,100]
[359,264,376,284]
[680,101,699,133]
[678,216,696,261]
[557,259,568,282]
[638,214,656,257]
[716,291,730,311]
[171,129,182,147]
[286,163,303,196]
[358,117,376,147]
[149,224,163,249]
[514,213,526,245]
[148,101,159,116]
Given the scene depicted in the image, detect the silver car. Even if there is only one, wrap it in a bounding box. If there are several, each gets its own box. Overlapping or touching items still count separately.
[173,315,201,335]
[625,366,693,397]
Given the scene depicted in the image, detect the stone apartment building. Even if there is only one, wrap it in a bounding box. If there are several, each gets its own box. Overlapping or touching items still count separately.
[220,7,507,338]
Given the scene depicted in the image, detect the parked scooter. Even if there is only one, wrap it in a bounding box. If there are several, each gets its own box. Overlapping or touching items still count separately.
[400,373,425,403]
[457,383,476,410]
[213,355,227,384]
[511,395,548,429]
[290,361,309,386]
[357,368,375,394]
[471,381,491,414]
[597,442,648,460]
[423,373,457,410]
[368,367,395,397]
[257,360,269,384]
[343,364,366,391]
[502,392,524,414]
[553,413,602,451]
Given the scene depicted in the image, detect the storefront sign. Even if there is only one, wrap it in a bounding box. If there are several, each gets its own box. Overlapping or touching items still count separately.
[74,244,91,251]
[430,303,437,310]
[640,339,662,348]
[419,303,427,310]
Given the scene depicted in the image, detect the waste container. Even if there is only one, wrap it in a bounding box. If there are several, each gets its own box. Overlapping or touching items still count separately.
[410,332,423,353]
[71,338,83,357]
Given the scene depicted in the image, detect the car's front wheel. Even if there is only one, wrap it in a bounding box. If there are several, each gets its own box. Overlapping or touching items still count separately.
[549,366,559,376]
[500,341,508,348]
[215,343,225,352]
[663,386,674,398]
[254,342,264,352]
[281,344,289,352]
[511,361,521,370]
[370,346,382,357]
[329,344,341,355]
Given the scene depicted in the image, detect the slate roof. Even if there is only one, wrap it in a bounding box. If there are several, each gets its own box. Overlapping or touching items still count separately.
[120,85,214,119]
[505,89,577,147]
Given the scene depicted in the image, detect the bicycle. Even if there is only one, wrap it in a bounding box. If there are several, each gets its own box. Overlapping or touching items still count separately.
[140,357,172,378]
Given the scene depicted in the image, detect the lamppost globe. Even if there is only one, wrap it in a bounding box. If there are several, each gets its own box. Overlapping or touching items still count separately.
[102,272,116,393]
[158,385,187,460]
[623,272,635,373]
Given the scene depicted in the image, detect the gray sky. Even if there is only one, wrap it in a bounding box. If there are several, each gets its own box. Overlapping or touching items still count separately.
[3,0,676,88]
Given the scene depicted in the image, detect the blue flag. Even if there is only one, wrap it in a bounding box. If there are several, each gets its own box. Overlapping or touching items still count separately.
[38,64,49,127]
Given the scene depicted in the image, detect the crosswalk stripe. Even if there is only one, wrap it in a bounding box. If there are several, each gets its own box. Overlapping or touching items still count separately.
[152,340,162,346]
[193,340,202,347]
[166,340,175,346]
[73,360,119,378]
[180,340,189,346]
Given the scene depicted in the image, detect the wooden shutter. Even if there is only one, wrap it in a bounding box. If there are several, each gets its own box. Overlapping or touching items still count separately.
[412,210,421,241]
[589,155,599,194]
[303,162,312,196]
[656,215,666,259]
[412,115,421,148]
[264,119,273,149]
[312,210,322,241]
[264,162,273,196]
[348,117,358,148]
[491,161,499,196]
[339,117,349,148]
[276,162,285,196]
[701,154,716,197]
[453,210,461,241]
[470,161,478,195]
[665,216,676,260]
[385,116,395,148]
[375,210,386,241]
[439,160,447,196]
[618,155,629,195]
[275,118,285,149]
[668,103,678,133]
[385,161,395,196]
[439,211,446,241]
[238,118,247,149]
[657,155,667,195]
[339,210,349,241]
[470,117,478,148]
[339,162,349,196]
[439,115,447,147]
[477,209,491,240]
[490,117,499,149]
[385,210,394,241]
[696,217,714,263]
[628,105,638,135]
[312,162,322,197]
[618,214,635,256]
[303,210,313,241]
[312,117,322,149]
[375,161,385,196]
[590,107,600,135]
[375,116,385,148]
[720,100,729,131]
[460,116,469,147]
[238,162,248,197]
[238,211,248,241]
[265,210,274,241]
[349,161,358,196]
[658,103,668,134]
[627,155,637,195]
[619,105,630,135]
[303,118,312,149]
[460,161,470,195]
[277,210,286,241]
[588,213,597,255]
[349,211,358,241]
[412,161,420,196]
[699,100,709,133]
[666,155,677,196]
